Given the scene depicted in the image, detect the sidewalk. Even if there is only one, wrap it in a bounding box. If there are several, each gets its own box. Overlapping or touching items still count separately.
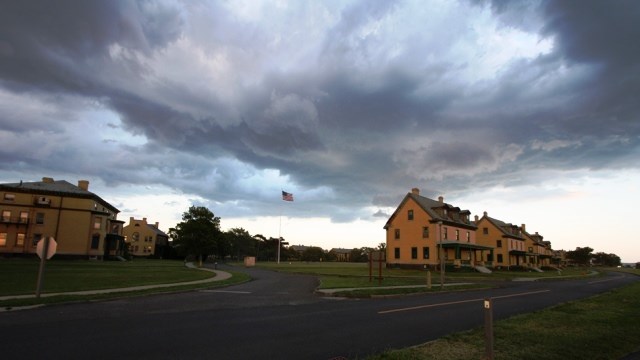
[0,263,232,302]
[316,282,472,296]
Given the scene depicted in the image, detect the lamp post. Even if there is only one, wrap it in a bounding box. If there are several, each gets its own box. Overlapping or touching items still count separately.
[439,221,444,289]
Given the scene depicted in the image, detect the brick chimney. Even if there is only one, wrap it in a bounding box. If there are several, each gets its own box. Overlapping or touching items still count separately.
[411,187,420,195]
[438,196,444,203]
[483,211,488,217]
[521,224,526,232]
[154,222,159,228]
[77,180,89,191]
[42,177,54,183]
[474,215,479,222]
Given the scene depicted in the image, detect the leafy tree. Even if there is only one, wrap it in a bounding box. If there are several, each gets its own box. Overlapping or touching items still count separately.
[349,248,369,262]
[170,206,222,266]
[592,252,621,267]
[301,246,327,262]
[226,227,256,260]
[566,247,594,266]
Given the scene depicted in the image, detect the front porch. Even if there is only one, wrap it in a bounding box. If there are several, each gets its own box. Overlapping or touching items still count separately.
[438,241,495,268]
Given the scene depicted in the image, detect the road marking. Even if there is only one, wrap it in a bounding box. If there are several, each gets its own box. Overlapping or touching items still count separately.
[200,290,252,294]
[378,289,550,315]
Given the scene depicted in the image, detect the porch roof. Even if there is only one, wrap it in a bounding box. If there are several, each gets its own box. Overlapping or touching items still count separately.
[438,241,494,251]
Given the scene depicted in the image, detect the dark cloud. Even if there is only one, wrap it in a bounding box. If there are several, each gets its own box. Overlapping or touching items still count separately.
[1,0,639,224]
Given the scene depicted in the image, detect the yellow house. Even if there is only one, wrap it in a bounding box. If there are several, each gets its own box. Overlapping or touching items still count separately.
[0,177,125,259]
[123,217,169,258]
[520,224,552,269]
[384,188,492,270]
[475,212,526,269]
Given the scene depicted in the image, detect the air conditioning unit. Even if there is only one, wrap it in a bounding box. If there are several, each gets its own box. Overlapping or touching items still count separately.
[36,197,51,205]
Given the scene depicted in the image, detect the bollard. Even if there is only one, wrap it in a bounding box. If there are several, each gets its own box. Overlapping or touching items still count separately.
[426,270,432,289]
[484,298,494,360]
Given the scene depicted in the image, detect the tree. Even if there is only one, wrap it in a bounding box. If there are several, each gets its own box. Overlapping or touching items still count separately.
[170,206,221,266]
[301,246,327,262]
[226,227,256,260]
[566,247,594,266]
[592,252,622,267]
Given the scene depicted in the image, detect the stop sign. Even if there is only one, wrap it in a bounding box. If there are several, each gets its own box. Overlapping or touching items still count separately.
[36,237,57,260]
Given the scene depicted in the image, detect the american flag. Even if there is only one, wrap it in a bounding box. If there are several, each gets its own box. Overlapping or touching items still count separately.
[282,191,293,202]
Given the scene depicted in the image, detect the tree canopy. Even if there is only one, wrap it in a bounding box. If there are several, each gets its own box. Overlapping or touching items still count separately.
[170,206,222,266]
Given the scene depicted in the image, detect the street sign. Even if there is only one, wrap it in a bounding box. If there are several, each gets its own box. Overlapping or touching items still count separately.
[36,237,57,259]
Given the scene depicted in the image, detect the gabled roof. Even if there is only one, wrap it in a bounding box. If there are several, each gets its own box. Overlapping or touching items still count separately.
[146,224,168,237]
[0,179,119,213]
[384,191,476,230]
[481,215,524,240]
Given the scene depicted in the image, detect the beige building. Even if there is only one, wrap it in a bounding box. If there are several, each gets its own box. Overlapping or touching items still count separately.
[123,217,169,258]
[385,188,491,269]
[475,212,526,269]
[0,177,124,259]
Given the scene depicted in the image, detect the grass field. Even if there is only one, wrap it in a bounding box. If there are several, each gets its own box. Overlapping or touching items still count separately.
[0,258,250,308]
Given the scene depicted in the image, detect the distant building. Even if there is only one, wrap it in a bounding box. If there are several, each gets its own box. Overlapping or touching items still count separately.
[123,217,169,258]
[330,248,352,262]
[0,177,125,259]
[520,224,552,269]
[384,188,490,269]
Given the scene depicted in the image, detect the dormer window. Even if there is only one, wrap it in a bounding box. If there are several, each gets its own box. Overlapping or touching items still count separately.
[408,210,414,221]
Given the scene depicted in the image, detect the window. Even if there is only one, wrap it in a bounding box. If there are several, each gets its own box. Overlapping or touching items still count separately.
[497,240,502,248]
[529,247,533,253]
[133,232,140,241]
[423,247,430,259]
[394,229,400,240]
[20,211,28,224]
[93,217,102,230]
[411,247,418,259]
[0,233,6,246]
[455,229,460,241]
[91,234,100,249]
[35,212,44,225]
[497,254,503,263]
[443,227,448,240]
[487,253,493,262]
[4,193,15,201]
[483,227,488,235]
[394,248,400,259]
[16,233,25,246]
[466,232,470,243]
[2,210,11,222]
[407,210,414,220]
[32,233,42,246]
[422,227,429,238]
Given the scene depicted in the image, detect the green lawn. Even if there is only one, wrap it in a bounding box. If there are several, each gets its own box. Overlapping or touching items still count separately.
[1,258,214,296]
[369,279,640,360]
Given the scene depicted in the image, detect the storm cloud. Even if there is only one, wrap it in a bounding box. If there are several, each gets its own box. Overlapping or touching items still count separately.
[1,0,639,222]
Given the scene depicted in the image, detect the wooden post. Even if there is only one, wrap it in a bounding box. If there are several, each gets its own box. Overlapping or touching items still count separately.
[427,270,432,289]
[484,298,494,360]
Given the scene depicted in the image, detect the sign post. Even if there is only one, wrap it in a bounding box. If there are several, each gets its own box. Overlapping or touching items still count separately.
[35,236,57,298]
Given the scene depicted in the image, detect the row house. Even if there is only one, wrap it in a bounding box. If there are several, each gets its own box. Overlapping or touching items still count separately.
[386,188,558,271]
[475,212,526,268]
[384,188,493,269]
[0,177,125,259]
[123,217,169,258]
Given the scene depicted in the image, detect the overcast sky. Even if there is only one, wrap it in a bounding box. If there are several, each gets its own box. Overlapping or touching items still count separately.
[1,0,638,262]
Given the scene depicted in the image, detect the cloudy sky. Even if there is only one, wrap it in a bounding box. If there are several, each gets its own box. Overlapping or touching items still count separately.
[1,0,638,262]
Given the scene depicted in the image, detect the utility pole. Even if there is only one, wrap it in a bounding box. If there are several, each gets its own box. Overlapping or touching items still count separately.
[439,221,444,289]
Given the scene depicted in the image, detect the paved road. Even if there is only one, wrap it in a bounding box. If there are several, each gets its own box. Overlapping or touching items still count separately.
[1,266,637,360]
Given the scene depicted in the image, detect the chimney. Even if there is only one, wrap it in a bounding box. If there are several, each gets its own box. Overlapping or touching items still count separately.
[483,211,488,217]
[474,215,479,222]
[130,217,134,223]
[78,180,89,191]
[411,187,420,195]
[521,224,526,232]
[154,222,159,228]
[143,217,147,223]
[42,177,54,183]
[438,196,444,203]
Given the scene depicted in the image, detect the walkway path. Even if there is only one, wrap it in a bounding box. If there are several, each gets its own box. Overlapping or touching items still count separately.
[0,263,232,302]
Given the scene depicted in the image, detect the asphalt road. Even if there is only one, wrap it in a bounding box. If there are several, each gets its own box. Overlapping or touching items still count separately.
[1,266,637,360]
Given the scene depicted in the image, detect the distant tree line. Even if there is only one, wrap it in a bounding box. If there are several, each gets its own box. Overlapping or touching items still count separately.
[166,205,381,265]
[565,247,622,267]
